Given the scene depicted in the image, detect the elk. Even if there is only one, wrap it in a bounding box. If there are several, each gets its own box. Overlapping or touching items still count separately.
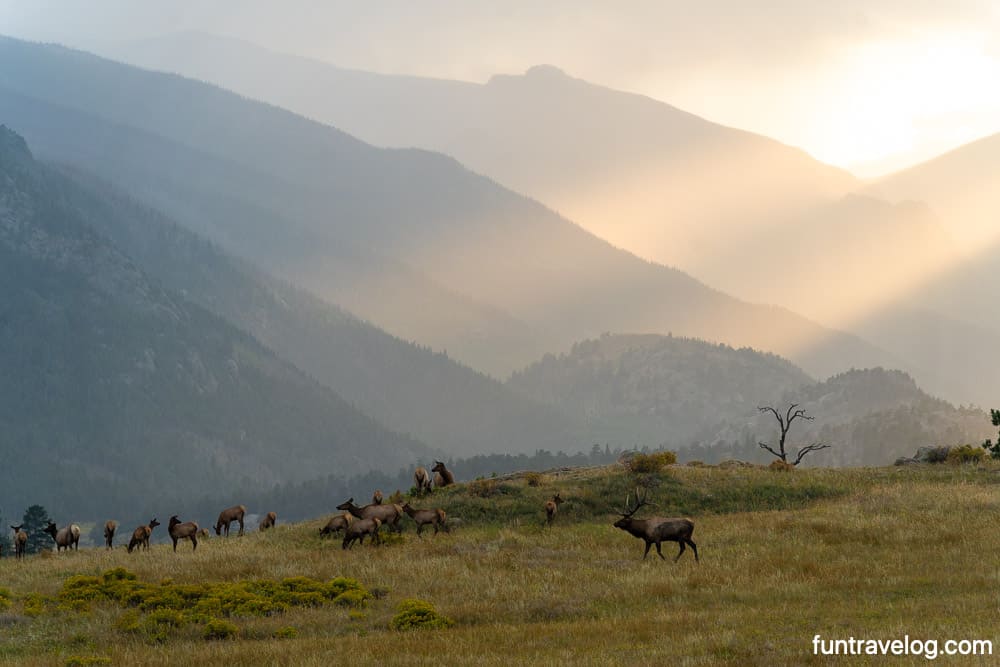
[432,460,454,487]
[168,515,199,552]
[337,498,403,533]
[545,493,564,526]
[10,525,27,560]
[342,517,381,550]
[319,512,353,538]
[400,502,449,537]
[414,467,432,496]
[198,528,211,539]
[613,489,698,562]
[214,504,246,537]
[44,521,81,552]
[372,489,383,505]
[259,511,277,531]
[127,518,160,553]
[103,520,118,549]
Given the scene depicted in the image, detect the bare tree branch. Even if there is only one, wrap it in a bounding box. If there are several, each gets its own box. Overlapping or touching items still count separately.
[758,441,783,459]
[758,406,784,430]
[793,443,830,466]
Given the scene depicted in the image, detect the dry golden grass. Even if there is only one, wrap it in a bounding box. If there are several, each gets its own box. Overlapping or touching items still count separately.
[2,464,1000,665]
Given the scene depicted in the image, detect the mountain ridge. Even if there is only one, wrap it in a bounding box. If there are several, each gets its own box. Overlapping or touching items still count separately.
[0,35,902,385]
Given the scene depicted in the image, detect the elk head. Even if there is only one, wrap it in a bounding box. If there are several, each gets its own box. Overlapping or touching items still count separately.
[613,487,655,530]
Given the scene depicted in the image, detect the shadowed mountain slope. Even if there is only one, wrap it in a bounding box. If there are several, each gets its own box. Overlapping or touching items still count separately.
[0,126,430,520]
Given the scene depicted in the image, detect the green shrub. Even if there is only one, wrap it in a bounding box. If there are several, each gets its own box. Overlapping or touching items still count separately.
[64,657,111,666]
[390,599,454,631]
[523,472,544,487]
[948,444,986,464]
[0,587,11,611]
[143,609,186,629]
[334,589,371,608]
[115,610,141,634]
[102,567,137,582]
[624,450,677,474]
[203,618,239,640]
[274,626,298,639]
[21,593,53,617]
[467,478,500,498]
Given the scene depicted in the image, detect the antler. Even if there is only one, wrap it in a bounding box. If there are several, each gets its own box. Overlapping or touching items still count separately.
[618,487,656,517]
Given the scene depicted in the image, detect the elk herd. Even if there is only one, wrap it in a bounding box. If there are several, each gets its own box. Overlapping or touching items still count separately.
[3,458,699,563]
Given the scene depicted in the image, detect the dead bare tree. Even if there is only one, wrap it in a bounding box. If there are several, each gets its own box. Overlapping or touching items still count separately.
[757,403,830,465]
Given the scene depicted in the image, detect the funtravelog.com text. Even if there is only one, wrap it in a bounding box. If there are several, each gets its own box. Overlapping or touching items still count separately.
[813,635,993,660]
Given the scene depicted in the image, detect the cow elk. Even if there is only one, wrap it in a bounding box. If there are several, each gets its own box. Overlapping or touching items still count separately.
[259,511,277,531]
[10,525,27,560]
[342,517,381,550]
[104,520,118,549]
[401,502,449,537]
[168,515,199,552]
[414,467,432,496]
[214,504,246,537]
[44,521,81,552]
[320,513,353,538]
[545,493,564,526]
[432,460,454,487]
[613,489,698,562]
[337,498,403,533]
[128,518,160,553]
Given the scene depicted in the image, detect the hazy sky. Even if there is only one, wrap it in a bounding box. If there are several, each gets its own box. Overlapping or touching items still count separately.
[2,0,998,176]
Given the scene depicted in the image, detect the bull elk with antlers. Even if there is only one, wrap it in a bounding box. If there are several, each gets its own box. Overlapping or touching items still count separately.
[613,488,698,562]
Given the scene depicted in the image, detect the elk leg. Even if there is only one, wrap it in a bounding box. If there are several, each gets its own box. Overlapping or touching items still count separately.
[686,538,699,562]
[643,541,652,559]
[417,524,424,538]
[655,541,666,560]
[673,541,685,562]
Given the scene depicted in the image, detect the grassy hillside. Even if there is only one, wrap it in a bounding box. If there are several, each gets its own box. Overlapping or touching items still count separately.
[1,464,998,665]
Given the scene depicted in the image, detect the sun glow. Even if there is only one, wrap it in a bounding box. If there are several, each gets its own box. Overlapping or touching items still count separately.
[806,31,1000,176]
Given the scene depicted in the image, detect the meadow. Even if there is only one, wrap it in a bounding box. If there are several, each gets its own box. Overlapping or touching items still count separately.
[1,463,999,665]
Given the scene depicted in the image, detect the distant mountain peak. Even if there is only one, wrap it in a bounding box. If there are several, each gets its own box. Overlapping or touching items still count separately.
[524,64,569,78]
